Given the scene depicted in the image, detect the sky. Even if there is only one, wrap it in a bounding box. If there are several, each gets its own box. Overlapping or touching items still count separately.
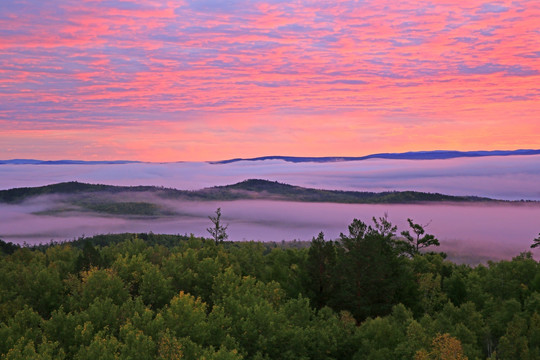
[1,0,539,161]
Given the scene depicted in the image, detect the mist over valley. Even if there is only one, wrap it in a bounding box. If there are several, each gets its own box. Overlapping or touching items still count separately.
[1,173,539,264]
[2,154,540,200]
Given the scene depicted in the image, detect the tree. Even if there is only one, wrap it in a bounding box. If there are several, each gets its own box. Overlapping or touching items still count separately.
[207,208,228,245]
[75,241,102,272]
[530,233,540,248]
[415,333,468,360]
[400,218,440,256]
[331,218,407,320]
[372,212,397,238]
[306,232,336,308]
[0,238,20,255]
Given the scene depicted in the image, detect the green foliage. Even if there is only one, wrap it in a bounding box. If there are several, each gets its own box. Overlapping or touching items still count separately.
[139,265,174,309]
[0,239,20,256]
[321,217,416,320]
[73,200,170,216]
[305,232,336,308]
[0,225,539,359]
[76,241,102,272]
[400,218,440,256]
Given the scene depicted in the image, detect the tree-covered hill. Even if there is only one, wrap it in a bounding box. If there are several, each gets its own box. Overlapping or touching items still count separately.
[0,179,496,205]
[0,182,166,203]
[215,179,494,203]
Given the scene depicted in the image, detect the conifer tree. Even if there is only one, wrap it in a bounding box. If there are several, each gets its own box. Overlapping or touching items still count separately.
[207,208,228,244]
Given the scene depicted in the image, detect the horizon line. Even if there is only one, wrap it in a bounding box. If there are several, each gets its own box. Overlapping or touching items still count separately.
[2,148,540,164]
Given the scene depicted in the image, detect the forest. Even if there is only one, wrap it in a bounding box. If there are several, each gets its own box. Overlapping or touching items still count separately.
[0,179,496,207]
[0,216,539,360]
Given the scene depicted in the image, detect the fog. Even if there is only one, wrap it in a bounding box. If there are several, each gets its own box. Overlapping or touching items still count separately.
[1,155,540,200]
[1,156,539,264]
[1,195,539,264]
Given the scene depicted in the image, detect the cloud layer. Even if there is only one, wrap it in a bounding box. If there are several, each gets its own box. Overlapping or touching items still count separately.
[2,155,540,200]
[1,196,538,264]
[1,0,539,160]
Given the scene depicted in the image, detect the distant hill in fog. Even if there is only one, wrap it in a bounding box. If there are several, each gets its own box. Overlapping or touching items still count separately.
[0,179,498,213]
[210,149,540,164]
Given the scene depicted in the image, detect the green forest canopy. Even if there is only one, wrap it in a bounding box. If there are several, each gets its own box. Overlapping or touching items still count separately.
[1,215,539,359]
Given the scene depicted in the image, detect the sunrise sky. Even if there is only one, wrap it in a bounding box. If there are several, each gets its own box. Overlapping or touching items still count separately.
[1,0,539,161]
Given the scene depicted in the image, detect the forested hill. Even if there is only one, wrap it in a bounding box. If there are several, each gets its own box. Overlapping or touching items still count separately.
[0,179,496,204]
[212,179,494,203]
[0,182,163,203]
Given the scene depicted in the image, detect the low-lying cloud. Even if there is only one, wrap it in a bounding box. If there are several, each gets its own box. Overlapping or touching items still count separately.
[0,195,539,264]
[1,156,539,263]
[1,155,540,200]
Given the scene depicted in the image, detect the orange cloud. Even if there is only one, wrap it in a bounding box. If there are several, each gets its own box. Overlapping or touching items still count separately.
[0,0,539,161]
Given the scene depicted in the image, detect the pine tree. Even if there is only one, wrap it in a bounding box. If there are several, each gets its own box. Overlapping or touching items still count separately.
[207,208,228,244]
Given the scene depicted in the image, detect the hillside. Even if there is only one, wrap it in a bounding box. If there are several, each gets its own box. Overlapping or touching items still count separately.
[0,179,496,206]
[212,179,494,203]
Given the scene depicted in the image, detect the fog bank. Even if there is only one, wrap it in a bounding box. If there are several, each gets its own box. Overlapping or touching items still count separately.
[1,198,539,264]
[1,155,540,200]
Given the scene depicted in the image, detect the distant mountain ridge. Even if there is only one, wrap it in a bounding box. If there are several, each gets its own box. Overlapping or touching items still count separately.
[0,159,141,165]
[210,149,540,164]
[2,149,540,165]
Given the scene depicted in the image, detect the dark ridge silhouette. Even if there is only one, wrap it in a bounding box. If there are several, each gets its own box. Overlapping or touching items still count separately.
[3,149,540,166]
[212,179,496,203]
[209,149,540,164]
[0,179,499,206]
[0,159,140,165]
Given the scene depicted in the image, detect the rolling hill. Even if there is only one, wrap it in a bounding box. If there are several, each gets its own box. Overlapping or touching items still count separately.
[0,179,496,208]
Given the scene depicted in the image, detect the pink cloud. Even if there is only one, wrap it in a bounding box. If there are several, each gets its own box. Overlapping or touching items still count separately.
[0,0,539,160]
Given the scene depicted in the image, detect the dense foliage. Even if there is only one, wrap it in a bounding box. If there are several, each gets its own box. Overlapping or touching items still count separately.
[1,220,539,359]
